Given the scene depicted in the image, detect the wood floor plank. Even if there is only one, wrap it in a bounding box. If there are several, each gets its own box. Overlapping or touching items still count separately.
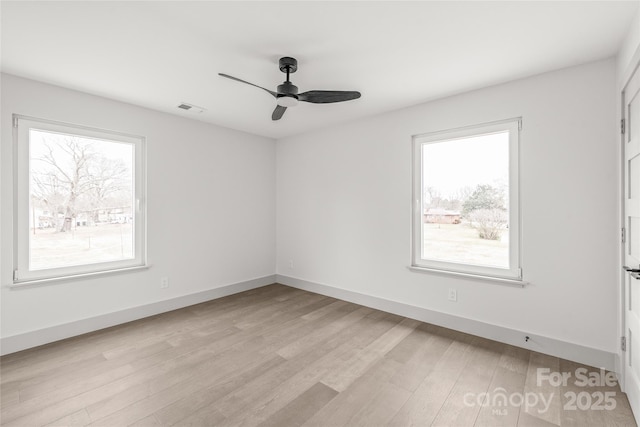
[558,359,593,427]
[0,390,19,412]
[430,338,503,427]
[517,410,562,427]
[474,346,529,427]
[217,311,405,425]
[557,359,629,427]
[385,323,434,364]
[100,334,175,361]
[1,309,187,377]
[2,362,135,424]
[21,362,136,410]
[43,408,91,427]
[302,356,404,427]
[152,355,287,426]
[1,284,637,427]
[232,292,328,330]
[606,391,638,426]
[2,341,222,425]
[87,350,254,426]
[87,370,221,426]
[0,286,288,386]
[171,404,227,427]
[127,414,163,427]
[252,302,368,357]
[258,382,338,427]
[276,306,372,359]
[86,332,289,424]
[320,317,420,392]
[348,381,412,426]
[388,327,452,392]
[18,343,165,403]
[215,312,403,423]
[88,296,343,426]
[2,353,108,391]
[521,352,563,426]
[389,338,476,426]
[126,325,242,372]
[300,299,348,321]
[8,343,149,403]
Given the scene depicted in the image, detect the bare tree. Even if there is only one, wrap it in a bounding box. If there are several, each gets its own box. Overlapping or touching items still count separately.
[31,171,66,230]
[424,186,442,209]
[455,186,474,205]
[31,136,131,232]
[85,156,131,223]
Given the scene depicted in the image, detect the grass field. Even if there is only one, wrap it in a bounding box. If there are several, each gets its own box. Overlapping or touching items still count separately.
[30,223,133,270]
[423,222,509,267]
[29,222,506,271]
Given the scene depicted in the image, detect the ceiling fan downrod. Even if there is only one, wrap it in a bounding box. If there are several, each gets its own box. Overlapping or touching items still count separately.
[277,57,299,104]
[279,56,298,81]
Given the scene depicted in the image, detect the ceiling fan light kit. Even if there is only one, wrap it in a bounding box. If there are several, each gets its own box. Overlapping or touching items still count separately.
[277,96,299,108]
[219,56,361,121]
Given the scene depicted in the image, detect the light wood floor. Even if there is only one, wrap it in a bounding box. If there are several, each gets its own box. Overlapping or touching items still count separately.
[1,284,637,427]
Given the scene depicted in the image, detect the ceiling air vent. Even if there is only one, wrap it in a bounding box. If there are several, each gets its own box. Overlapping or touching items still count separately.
[177,103,206,113]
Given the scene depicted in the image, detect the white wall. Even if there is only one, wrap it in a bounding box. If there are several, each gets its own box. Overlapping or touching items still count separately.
[277,58,618,357]
[617,6,640,81]
[1,74,276,346]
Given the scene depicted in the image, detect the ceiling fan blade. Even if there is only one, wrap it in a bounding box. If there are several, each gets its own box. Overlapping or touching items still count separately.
[218,73,277,97]
[272,105,287,121]
[298,90,361,104]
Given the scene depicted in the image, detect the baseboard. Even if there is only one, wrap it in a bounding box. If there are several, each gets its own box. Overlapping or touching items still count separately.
[0,275,276,356]
[2,273,618,373]
[276,274,617,371]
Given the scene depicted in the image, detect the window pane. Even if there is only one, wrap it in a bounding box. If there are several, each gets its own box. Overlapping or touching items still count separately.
[421,131,509,268]
[29,129,134,270]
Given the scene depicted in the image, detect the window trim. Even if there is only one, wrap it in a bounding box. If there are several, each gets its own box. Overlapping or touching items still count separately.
[12,115,147,284]
[411,118,522,281]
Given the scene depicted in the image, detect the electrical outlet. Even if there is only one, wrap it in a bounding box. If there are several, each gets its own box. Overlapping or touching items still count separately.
[448,289,457,302]
[289,260,294,270]
[160,277,169,289]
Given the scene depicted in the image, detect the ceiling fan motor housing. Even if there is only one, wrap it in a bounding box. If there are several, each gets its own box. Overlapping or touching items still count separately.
[277,81,298,96]
[277,80,299,107]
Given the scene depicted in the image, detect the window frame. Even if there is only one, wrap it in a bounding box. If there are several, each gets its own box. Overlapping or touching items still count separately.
[12,115,147,284]
[411,118,522,281]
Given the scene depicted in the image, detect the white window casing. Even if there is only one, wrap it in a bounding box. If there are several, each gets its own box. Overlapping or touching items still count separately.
[13,115,147,284]
[411,118,521,281]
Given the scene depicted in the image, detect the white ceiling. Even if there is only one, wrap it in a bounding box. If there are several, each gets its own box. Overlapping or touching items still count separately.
[1,1,637,139]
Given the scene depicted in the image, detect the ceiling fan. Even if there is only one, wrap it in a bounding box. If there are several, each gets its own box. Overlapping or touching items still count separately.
[219,57,361,121]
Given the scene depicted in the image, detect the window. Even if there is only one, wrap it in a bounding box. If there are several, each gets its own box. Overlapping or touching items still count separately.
[412,118,521,280]
[13,115,146,283]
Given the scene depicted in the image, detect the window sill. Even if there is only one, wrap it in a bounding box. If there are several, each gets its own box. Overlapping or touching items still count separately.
[8,265,150,289]
[407,265,528,287]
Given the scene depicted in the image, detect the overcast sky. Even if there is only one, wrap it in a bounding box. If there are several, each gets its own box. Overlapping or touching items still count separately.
[422,131,509,199]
